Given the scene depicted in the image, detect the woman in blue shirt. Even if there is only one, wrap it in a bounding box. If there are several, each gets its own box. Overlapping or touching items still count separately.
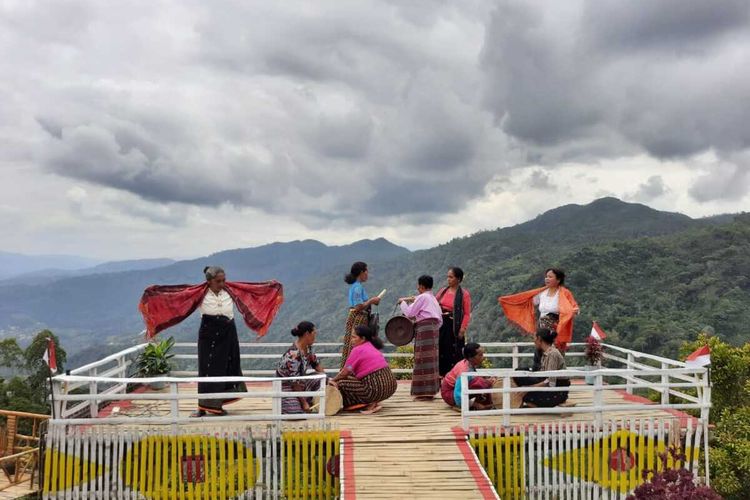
[342,261,381,368]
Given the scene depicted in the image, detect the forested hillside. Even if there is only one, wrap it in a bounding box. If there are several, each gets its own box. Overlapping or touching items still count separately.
[0,198,746,366]
[278,201,749,360]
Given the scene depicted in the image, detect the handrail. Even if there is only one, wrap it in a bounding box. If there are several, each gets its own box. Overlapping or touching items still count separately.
[53,372,328,425]
[55,337,710,430]
[459,365,710,429]
[68,343,145,375]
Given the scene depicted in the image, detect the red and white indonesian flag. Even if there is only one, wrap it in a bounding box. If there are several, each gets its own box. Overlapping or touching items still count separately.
[42,337,58,374]
[685,345,711,368]
[590,321,607,340]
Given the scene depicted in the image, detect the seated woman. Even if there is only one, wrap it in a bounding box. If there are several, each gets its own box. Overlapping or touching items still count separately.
[276,321,326,414]
[440,343,494,410]
[331,325,397,414]
[522,328,570,408]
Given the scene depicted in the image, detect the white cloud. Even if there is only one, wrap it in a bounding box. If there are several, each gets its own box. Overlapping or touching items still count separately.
[0,0,748,259]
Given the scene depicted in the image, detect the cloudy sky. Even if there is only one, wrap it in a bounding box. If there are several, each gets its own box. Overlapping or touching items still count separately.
[1,0,749,260]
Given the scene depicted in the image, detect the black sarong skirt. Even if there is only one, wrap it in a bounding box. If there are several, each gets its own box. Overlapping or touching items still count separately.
[197,314,247,412]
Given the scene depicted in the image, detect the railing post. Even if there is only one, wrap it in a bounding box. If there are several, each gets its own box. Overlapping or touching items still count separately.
[170,382,179,432]
[318,375,326,419]
[502,376,511,427]
[272,379,282,417]
[118,354,127,395]
[512,345,519,370]
[626,353,635,394]
[89,367,98,418]
[660,362,669,405]
[594,373,603,427]
[461,374,469,430]
[701,368,712,486]
[52,377,64,419]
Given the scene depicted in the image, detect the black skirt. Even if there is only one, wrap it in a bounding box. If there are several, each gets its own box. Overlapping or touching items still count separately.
[522,378,570,407]
[438,313,465,377]
[197,314,247,412]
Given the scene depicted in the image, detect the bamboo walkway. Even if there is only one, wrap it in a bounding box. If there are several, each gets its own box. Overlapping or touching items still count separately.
[102,380,694,499]
[0,482,34,499]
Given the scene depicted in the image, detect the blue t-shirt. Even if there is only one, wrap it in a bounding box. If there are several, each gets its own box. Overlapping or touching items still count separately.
[348,282,368,307]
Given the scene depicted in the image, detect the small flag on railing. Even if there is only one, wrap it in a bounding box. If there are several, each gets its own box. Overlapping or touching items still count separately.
[42,337,58,374]
[685,345,711,368]
[590,321,607,340]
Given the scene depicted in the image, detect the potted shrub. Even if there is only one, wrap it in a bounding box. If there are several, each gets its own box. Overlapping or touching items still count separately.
[583,336,603,385]
[135,337,175,390]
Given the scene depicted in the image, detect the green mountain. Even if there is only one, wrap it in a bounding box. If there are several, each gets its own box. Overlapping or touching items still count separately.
[0,238,410,355]
[272,198,746,359]
[1,198,747,368]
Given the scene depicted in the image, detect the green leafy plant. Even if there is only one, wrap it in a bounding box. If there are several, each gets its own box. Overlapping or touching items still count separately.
[135,337,175,377]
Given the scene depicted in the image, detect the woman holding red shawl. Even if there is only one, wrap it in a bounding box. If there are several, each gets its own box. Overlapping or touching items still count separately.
[139,266,283,417]
[499,268,579,350]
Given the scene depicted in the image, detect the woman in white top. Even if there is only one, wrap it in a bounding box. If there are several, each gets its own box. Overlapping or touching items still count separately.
[193,266,247,417]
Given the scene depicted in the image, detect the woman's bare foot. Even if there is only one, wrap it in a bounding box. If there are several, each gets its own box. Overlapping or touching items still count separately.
[360,402,383,415]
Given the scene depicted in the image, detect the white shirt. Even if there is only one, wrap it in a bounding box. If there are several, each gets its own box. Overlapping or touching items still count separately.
[534,289,559,317]
[200,289,234,319]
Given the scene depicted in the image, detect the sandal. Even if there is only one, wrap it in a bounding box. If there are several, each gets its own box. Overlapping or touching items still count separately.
[190,410,206,418]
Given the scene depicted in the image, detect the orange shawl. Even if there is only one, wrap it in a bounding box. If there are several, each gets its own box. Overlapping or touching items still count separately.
[498,286,578,348]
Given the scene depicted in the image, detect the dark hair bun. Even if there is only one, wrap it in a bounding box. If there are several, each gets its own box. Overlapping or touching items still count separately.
[291,321,315,337]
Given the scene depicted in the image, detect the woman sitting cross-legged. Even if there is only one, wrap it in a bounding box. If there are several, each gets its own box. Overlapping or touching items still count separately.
[522,328,570,408]
[330,325,398,415]
[276,321,326,414]
[440,342,495,411]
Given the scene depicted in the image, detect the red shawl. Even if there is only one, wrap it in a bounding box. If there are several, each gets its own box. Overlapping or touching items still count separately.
[139,281,284,339]
[498,286,578,348]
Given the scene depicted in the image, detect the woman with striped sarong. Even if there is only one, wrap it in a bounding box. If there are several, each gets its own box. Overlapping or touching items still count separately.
[331,325,397,414]
[276,321,326,414]
[342,261,381,369]
[399,275,443,400]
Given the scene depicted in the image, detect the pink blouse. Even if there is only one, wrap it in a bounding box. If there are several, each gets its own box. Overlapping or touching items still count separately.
[436,287,472,331]
[345,342,388,378]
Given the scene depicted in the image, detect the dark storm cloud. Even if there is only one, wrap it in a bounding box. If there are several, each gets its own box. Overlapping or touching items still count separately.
[5,0,750,233]
[480,0,750,200]
[629,175,667,202]
[529,170,553,190]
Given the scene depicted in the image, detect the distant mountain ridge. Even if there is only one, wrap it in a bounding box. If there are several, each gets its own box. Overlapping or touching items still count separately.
[0,237,411,351]
[0,252,102,280]
[0,198,746,370]
[0,258,177,286]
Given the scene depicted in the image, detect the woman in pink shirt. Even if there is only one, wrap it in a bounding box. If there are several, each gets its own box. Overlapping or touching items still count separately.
[398,275,442,400]
[331,325,397,414]
[436,266,472,377]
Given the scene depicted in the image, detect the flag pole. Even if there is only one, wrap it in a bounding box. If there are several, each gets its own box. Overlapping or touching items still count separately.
[45,336,57,420]
[48,362,56,420]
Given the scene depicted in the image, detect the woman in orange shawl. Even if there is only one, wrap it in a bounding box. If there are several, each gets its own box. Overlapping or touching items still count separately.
[498,268,579,350]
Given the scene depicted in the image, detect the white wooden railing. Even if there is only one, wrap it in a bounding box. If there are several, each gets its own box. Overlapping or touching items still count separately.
[53,340,710,429]
[51,372,327,426]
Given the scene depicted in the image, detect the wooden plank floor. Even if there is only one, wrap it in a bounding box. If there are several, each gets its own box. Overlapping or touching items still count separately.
[0,481,35,499]
[102,380,693,499]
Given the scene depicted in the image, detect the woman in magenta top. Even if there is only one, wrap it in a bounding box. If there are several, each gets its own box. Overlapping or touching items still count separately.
[331,325,397,414]
[436,267,472,376]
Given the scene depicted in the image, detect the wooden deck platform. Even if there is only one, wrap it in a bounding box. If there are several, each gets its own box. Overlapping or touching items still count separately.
[0,481,34,500]
[99,380,694,499]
